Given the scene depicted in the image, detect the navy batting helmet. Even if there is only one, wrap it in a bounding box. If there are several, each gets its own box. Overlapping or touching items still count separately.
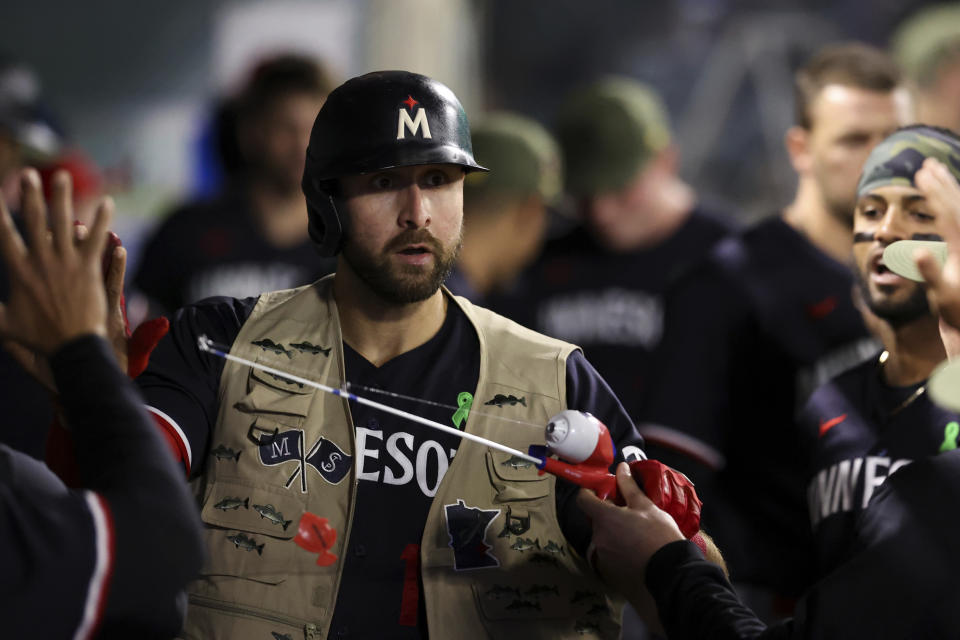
[302,70,486,256]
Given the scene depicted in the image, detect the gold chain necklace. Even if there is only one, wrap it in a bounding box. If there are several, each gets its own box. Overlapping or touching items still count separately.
[878,350,927,416]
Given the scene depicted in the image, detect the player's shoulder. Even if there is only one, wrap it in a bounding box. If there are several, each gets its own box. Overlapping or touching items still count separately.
[806,353,879,411]
[177,293,260,316]
[450,292,578,356]
[738,216,852,278]
[170,294,261,340]
[535,226,597,261]
[684,205,738,239]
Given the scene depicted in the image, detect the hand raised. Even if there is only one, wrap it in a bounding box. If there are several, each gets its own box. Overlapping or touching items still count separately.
[915,158,960,331]
[0,169,114,354]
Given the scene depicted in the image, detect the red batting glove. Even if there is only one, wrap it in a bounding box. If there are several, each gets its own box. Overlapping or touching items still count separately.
[629,459,702,539]
[127,317,169,378]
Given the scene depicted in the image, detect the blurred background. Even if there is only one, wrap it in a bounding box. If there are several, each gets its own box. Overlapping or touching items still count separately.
[1,0,937,271]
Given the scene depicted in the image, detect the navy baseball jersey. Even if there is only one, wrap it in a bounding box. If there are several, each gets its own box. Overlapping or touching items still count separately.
[2,336,203,638]
[645,449,960,639]
[489,208,733,423]
[637,216,877,596]
[800,352,960,579]
[136,291,644,637]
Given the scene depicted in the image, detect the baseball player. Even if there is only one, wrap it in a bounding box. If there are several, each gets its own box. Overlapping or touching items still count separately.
[133,54,337,316]
[635,43,912,604]
[0,169,203,638]
[491,76,735,428]
[801,124,960,579]
[576,137,960,640]
[135,71,707,639]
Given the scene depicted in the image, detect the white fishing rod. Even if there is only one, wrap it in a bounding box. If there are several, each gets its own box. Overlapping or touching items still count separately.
[197,335,542,465]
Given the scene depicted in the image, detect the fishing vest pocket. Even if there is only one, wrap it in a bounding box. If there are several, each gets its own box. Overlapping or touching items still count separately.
[198,478,303,584]
[232,360,315,421]
[486,450,551,502]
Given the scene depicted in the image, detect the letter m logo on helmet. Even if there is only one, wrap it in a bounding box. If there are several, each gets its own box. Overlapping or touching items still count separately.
[397,95,432,139]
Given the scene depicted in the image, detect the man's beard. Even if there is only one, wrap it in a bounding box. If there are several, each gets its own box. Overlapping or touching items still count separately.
[854,265,931,328]
[342,228,461,305]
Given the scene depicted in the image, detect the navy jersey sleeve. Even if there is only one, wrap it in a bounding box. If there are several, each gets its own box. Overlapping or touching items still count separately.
[136,296,256,476]
[646,541,792,640]
[557,350,645,556]
[0,335,204,638]
[637,263,749,471]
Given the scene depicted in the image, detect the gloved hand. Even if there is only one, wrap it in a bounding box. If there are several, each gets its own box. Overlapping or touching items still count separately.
[626,459,702,539]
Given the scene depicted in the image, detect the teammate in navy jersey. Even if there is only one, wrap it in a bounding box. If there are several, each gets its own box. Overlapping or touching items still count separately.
[636,44,912,603]
[136,71,710,640]
[572,141,960,640]
[801,124,960,579]
[0,169,203,638]
[490,76,734,427]
[133,55,337,316]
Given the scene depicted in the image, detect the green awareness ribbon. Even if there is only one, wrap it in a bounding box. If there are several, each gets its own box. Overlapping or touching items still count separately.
[452,392,473,429]
[940,421,959,453]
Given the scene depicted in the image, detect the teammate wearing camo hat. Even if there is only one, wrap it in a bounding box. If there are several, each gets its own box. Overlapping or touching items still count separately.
[635,43,913,611]
[493,76,734,430]
[446,111,560,302]
[575,126,960,639]
[800,124,960,579]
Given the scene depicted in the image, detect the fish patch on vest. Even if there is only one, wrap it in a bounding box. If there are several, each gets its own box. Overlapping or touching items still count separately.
[444,499,501,570]
[257,428,352,492]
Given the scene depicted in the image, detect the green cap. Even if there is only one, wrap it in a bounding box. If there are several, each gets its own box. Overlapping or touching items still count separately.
[463,112,562,203]
[556,76,671,197]
[857,125,960,197]
[892,4,960,86]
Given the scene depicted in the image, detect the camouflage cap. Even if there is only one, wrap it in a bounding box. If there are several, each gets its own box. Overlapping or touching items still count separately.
[555,76,671,197]
[892,4,960,87]
[463,112,562,203]
[857,125,960,197]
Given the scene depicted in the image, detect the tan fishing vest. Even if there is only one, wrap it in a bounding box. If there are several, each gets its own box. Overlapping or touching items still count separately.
[180,276,622,640]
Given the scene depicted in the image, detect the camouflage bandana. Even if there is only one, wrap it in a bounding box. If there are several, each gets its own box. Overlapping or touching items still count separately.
[857,126,960,198]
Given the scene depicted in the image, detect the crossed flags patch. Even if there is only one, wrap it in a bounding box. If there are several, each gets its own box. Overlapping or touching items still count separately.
[258,428,352,492]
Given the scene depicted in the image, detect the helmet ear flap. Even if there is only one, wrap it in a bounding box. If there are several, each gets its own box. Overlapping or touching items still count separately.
[302,165,344,257]
[306,192,343,257]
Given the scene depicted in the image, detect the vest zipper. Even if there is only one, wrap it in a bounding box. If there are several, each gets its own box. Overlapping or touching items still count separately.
[188,593,316,630]
[328,395,359,621]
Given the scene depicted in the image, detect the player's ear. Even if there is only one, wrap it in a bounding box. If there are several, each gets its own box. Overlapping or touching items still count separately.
[785,126,812,175]
[651,144,680,175]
